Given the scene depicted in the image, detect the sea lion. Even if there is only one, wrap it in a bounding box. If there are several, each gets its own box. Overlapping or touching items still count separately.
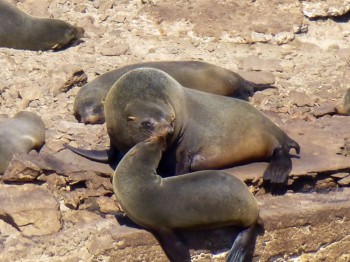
[0,111,45,174]
[67,68,300,192]
[73,61,272,124]
[113,134,259,262]
[0,0,84,51]
[335,88,350,115]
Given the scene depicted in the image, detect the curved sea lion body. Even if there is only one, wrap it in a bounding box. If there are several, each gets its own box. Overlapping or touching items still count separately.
[74,60,270,124]
[113,135,259,261]
[0,111,45,174]
[103,68,299,189]
[0,0,84,51]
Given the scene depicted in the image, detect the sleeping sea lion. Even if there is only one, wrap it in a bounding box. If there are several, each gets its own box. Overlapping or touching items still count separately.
[73,60,273,124]
[0,111,45,174]
[0,0,84,51]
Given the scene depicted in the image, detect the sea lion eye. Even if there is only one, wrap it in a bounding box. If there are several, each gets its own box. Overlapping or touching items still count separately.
[127,116,136,121]
[141,121,154,130]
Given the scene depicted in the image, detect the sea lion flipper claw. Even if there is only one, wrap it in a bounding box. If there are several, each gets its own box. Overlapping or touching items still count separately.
[263,148,292,185]
[226,225,257,262]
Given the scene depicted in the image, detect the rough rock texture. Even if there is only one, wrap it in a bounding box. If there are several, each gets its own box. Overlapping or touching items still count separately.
[0,184,61,236]
[142,0,304,44]
[1,0,350,261]
[301,0,350,18]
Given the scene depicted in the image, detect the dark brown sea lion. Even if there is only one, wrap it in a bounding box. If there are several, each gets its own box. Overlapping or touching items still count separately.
[113,134,259,262]
[66,68,299,192]
[73,61,273,124]
[0,0,84,51]
[0,111,45,174]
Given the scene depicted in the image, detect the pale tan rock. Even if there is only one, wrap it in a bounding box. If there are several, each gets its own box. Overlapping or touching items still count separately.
[289,90,314,107]
[2,153,41,182]
[237,70,275,85]
[100,41,131,56]
[142,0,303,44]
[96,196,120,214]
[239,56,284,72]
[0,184,61,236]
[301,0,350,18]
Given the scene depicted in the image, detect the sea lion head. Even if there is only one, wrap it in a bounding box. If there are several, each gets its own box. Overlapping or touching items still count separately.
[73,84,106,125]
[74,96,105,124]
[107,99,175,152]
[123,100,175,147]
[39,18,84,51]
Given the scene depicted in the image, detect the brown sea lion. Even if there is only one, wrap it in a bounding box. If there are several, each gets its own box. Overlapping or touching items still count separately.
[113,134,259,262]
[335,88,350,115]
[0,0,84,51]
[0,111,45,174]
[73,61,273,124]
[66,68,299,193]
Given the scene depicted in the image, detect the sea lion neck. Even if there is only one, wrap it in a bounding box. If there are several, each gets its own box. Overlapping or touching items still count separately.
[114,136,165,184]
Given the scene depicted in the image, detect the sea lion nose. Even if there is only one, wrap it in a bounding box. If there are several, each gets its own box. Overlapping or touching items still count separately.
[166,124,174,135]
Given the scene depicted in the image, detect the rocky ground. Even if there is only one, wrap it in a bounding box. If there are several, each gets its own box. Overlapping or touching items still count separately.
[1,0,350,261]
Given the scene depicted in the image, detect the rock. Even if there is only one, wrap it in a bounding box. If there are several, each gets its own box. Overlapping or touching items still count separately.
[256,188,350,261]
[2,153,42,182]
[19,85,43,102]
[100,42,130,56]
[311,104,336,117]
[338,138,350,157]
[49,66,87,96]
[299,41,323,54]
[289,91,314,107]
[337,48,350,60]
[98,0,115,13]
[142,0,303,44]
[301,0,350,19]
[335,88,350,115]
[0,184,61,236]
[237,70,275,85]
[16,0,51,17]
[338,176,350,186]
[239,56,284,72]
[331,173,350,179]
[96,196,120,214]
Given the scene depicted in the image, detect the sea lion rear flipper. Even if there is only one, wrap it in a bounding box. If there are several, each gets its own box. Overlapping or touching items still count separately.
[263,147,292,193]
[226,224,257,262]
[152,228,191,262]
[64,143,112,163]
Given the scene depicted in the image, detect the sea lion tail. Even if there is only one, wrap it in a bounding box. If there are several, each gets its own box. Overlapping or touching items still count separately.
[64,143,111,163]
[286,138,300,155]
[239,81,275,100]
[245,80,275,92]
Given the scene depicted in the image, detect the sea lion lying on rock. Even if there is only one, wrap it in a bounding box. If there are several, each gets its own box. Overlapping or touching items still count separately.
[0,0,84,51]
[0,111,45,174]
[73,60,273,124]
[113,133,259,262]
[66,68,299,192]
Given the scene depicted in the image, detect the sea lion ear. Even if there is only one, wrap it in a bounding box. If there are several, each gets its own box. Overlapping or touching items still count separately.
[127,116,136,121]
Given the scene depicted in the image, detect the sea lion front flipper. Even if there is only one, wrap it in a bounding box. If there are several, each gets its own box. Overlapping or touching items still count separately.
[263,147,292,185]
[64,143,115,163]
[152,228,191,262]
[226,225,257,262]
